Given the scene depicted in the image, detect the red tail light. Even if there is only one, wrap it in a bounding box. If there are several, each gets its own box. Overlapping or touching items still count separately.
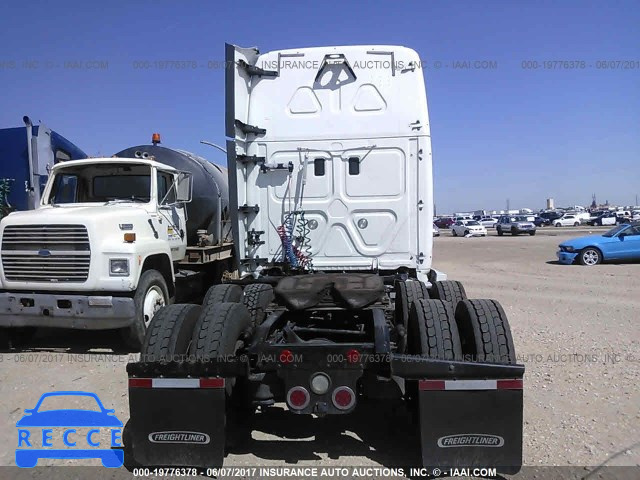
[332,386,356,410]
[346,349,360,363]
[287,386,310,410]
[279,349,294,364]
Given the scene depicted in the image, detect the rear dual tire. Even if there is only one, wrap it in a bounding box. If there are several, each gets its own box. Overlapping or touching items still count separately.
[429,280,467,310]
[190,302,253,449]
[242,284,275,326]
[141,303,202,361]
[141,301,254,452]
[408,299,462,360]
[202,284,242,308]
[455,299,517,364]
[407,292,517,365]
[395,280,430,353]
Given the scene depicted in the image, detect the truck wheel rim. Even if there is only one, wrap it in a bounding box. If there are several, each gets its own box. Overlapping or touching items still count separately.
[143,286,165,326]
[583,250,598,265]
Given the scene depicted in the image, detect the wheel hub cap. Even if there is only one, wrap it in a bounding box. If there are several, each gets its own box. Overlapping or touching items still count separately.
[583,251,598,265]
[143,286,165,326]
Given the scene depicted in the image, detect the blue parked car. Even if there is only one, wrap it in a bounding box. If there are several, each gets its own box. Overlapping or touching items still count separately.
[557,222,640,265]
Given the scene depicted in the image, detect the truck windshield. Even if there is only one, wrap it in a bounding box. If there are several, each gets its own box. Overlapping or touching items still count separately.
[47,163,152,204]
[94,176,150,201]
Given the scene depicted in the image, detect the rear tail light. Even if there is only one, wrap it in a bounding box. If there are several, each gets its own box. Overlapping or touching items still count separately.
[279,349,294,364]
[346,349,360,363]
[332,386,356,410]
[287,386,310,410]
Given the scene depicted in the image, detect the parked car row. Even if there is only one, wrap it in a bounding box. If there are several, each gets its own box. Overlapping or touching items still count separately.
[435,209,633,233]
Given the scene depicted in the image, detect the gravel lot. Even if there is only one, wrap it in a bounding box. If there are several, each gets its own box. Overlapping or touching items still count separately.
[2,228,639,477]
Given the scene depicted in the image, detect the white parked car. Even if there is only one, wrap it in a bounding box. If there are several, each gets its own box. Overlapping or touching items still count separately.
[632,210,640,221]
[451,220,487,237]
[477,216,499,228]
[553,214,581,227]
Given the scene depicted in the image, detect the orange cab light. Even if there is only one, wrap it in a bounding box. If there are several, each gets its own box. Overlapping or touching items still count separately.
[124,233,136,243]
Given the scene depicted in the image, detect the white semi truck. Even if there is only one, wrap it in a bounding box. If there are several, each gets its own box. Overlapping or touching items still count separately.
[0,142,234,348]
[120,44,525,472]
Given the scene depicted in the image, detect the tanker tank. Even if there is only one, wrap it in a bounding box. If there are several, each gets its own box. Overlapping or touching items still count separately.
[114,144,230,246]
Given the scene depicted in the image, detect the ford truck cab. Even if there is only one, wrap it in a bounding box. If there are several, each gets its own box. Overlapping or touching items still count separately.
[0,157,192,348]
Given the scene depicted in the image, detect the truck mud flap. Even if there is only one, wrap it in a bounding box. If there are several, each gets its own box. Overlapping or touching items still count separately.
[419,378,523,474]
[124,377,226,469]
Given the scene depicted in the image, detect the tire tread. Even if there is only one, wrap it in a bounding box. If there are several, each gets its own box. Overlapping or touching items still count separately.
[202,284,242,309]
[409,299,462,360]
[191,302,251,358]
[142,303,201,361]
[455,299,516,364]
[242,284,274,326]
[430,280,467,309]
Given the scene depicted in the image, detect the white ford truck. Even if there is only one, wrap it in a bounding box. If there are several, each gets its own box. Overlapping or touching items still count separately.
[0,147,233,348]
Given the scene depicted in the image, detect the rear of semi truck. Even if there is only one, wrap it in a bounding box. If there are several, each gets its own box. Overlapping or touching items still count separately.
[123,43,524,473]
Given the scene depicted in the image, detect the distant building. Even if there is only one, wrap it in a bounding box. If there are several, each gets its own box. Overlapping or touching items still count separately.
[546,198,555,210]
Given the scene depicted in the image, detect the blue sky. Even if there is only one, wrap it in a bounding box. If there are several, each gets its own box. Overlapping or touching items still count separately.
[1,0,638,213]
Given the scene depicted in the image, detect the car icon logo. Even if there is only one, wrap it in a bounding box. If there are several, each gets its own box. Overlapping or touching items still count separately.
[37,249,51,257]
[15,391,124,468]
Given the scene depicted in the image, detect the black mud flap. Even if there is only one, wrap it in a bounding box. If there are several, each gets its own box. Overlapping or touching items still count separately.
[419,378,523,474]
[124,377,226,469]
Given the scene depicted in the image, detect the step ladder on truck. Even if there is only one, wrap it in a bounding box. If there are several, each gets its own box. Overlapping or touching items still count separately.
[123,43,524,473]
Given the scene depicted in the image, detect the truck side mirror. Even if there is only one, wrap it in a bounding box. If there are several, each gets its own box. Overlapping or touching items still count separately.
[176,172,193,203]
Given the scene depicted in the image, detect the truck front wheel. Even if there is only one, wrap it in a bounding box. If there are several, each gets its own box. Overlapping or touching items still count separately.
[121,269,170,351]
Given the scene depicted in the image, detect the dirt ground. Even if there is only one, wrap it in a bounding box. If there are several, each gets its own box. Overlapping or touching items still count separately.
[1,228,639,477]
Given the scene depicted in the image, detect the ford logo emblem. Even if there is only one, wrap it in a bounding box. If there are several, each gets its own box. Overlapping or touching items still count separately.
[38,249,51,257]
